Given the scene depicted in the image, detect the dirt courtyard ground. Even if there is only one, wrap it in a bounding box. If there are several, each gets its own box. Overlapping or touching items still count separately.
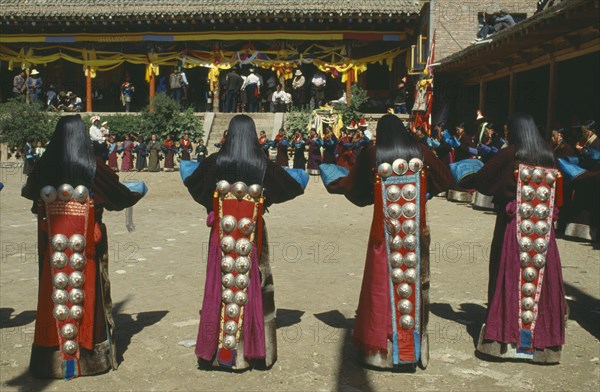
[1,163,599,391]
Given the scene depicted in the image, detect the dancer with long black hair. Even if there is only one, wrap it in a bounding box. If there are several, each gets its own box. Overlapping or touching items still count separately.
[462,112,566,363]
[184,114,304,370]
[325,114,453,369]
[22,115,144,378]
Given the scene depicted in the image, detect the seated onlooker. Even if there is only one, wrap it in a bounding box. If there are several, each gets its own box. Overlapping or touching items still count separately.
[493,9,516,33]
[46,84,58,109]
[476,12,496,40]
[65,91,82,112]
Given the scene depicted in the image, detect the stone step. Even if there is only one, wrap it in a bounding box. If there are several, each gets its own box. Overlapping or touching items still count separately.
[207,113,280,154]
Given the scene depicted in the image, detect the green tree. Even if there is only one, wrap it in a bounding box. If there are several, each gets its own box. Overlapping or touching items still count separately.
[285,107,312,136]
[0,99,59,151]
[81,113,144,138]
[139,93,203,141]
[334,84,369,126]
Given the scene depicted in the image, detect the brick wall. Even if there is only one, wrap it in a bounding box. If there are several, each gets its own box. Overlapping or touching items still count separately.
[432,0,537,60]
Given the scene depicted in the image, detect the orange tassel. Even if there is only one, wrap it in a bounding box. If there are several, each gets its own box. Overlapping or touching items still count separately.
[555,172,563,208]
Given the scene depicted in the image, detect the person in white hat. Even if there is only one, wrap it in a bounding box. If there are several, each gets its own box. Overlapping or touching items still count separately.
[89,116,104,143]
[27,69,43,103]
[65,91,82,112]
[292,69,306,108]
[100,121,110,136]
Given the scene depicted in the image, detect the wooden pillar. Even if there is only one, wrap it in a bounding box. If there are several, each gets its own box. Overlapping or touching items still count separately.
[86,67,92,112]
[346,76,352,106]
[508,70,516,115]
[213,82,220,113]
[546,56,557,139]
[478,80,486,113]
[149,69,156,112]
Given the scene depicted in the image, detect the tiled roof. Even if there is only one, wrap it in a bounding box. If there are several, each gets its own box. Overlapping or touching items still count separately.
[0,1,424,18]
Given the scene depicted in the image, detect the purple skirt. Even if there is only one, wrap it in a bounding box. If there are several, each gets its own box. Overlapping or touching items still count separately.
[483,200,566,350]
[307,143,322,170]
[195,212,266,361]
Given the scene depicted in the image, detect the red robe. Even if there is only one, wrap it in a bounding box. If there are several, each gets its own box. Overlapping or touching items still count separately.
[327,145,454,355]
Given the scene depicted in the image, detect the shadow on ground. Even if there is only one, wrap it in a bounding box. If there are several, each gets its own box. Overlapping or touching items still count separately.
[112,300,169,365]
[564,283,600,340]
[276,308,304,328]
[0,307,36,329]
[314,310,374,392]
[430,302,487,348]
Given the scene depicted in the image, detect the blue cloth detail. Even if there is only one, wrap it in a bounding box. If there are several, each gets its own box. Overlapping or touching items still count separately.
[582,147,600,161]
[427,137,441,149]
[449,159,484,183]
[519,329,532,349]
[441,129,453,145]
[413,329,421,364]
[468,146,478,156]
[0,182,3,191]
[63,359,77,379]
[558,157,587,181]
[449,136,461,148]
[319,164,349,186]
[179,160,200,182]
[478,144,492,156]
[284,168,310,189]
[122,181,148,196]
[564,156,579,165]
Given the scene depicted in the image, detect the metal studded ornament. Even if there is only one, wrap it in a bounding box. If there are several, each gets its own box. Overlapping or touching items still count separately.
[40,185,58,203]
[247,184,263,199]
[42,183,94,379]
[386,185,401,202]
[232,182,248,200]
[391,159,408,175]
[515,164,558,354]
[221,256,235,273]
[378,156,425,365]
[220,215,237,234]
[69,253,86,271]
[53,272,69,289]
[216,180,231,195]
[62,340,79,355]
[50,252,68,269]
[51,234,69,252]
[377,163,393,178]
[72,185,89,203]
[57,184,74,202]
[53,305,69,321]
[214,180,263,367]
[68,234,86,252]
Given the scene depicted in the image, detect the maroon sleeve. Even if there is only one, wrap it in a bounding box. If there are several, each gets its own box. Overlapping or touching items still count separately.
[184,155,303,212]
[421,146,455,194]
[184,154,218,212]
[462,145,517,203]
[22,157,142,213]
[262,160,304,206]
[326,145,376,207]
[22,170,38,202]
[92,158,142,211]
